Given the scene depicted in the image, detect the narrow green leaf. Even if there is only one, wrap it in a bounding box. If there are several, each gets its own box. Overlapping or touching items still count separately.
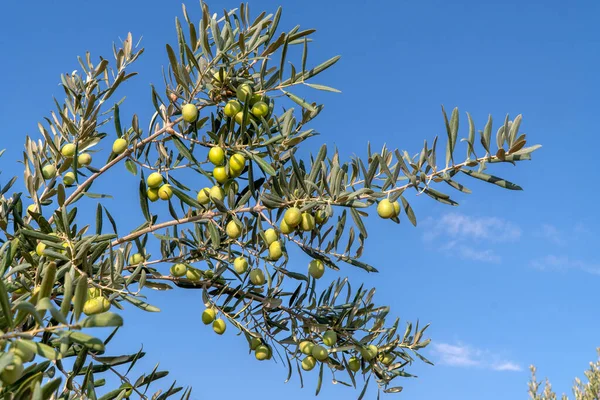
[81,312,124,328]
[305,83,341,93]
[282,90,316,112]
[0,279,13,329]
[248,153,276,176]
[461,169,523,190]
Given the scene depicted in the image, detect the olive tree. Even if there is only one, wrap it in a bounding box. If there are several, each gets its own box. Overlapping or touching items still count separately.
[0,3,540,399]
[528,350,600,400]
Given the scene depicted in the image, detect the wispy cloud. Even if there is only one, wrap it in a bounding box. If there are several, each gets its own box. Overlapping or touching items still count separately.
[493,362,523,372]
[530,255,600,275]
[424,213,521,243]
[423,213,520,263]
[536,224,564,245]
[432,342,522,372]
[441,241,501,263]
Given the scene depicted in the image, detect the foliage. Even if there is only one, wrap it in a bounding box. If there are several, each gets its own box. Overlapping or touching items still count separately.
[0,2,540,398]
[528,349,600,400]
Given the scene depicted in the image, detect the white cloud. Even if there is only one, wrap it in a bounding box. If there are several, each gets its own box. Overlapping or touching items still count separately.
[530,255,600,275]
[424,213,521,243]
[423,213,519,263]
[432,343,482,367]
[537,224,564,245]
[432,342,522,372]
[493,362,523,372]
[458,246,501,263]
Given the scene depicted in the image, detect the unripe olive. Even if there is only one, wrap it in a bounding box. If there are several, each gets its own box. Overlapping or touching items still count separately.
[235,83,254,102]
[129,253,144,265]
[210,185,225,201]
[348,356,361,372]
[170,263,187,277]
[186,268,202,281]
[147,188,159,202]
[224,100,242,117]
[392,200,400,217]
[264,228,278,246]
[158,184,173,200]
[315,209,329,225]
[213,166,229,184]
[63,172,76,186]
[229,154,246,177]
[233,257,248,274]
[0,356,24,384]
[323,330,337,347]
[88,287,101,299]
[61,143,76,158]
[360,345,378,362]
[83,298,104,316]
[311,345,329,362]
[234,111,250,126]
[300,212,315,231]
[12,340,35,363]
[213,70,228,83]
[251,101,269,118]
[203,269,214,279]
[202,308,216,325]
[301,356,317,371]
[197,187,211,205]
[284,207,302,227]
[112,138,128,154]
[208,147,225,166]
[213,318,226,335]
[77,153,92,166]
[98,297,111,312]
[268,241,283,261]
[250,93,268,105]
[299,341,314,356]
[379,352,396,366]
[280,219,294,234]
[146,172,163,189]
[36,242,46,257]
[226,220,242,239]
[42,165,56,180]
[250,337,263,350]
[308,259,325,279]
[249,269,265,286]
[182,104,198,123]
[377,199,395,219]
[255,344,270,361]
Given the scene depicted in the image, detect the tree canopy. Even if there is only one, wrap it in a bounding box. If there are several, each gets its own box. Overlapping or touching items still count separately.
[0,3,540,399]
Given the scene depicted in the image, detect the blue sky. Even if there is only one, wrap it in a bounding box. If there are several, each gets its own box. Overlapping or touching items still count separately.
[0,0,598,399]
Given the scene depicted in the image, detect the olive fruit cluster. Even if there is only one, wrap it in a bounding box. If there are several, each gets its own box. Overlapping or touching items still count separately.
[223,82,270,126]
[377,198,400,219]
[297,330,341,371]
[250,337,273,361]
[83,287,112,316]
[40,143,94,184]
[0,340,36,384]
[209,148,247,185]
[144,172,173,202]
[169,263,221,284]
[260,228,284,262]
[201,308,227,335]
[60,143,93,167]
[296,332,387,374]
[279,206,329,235]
